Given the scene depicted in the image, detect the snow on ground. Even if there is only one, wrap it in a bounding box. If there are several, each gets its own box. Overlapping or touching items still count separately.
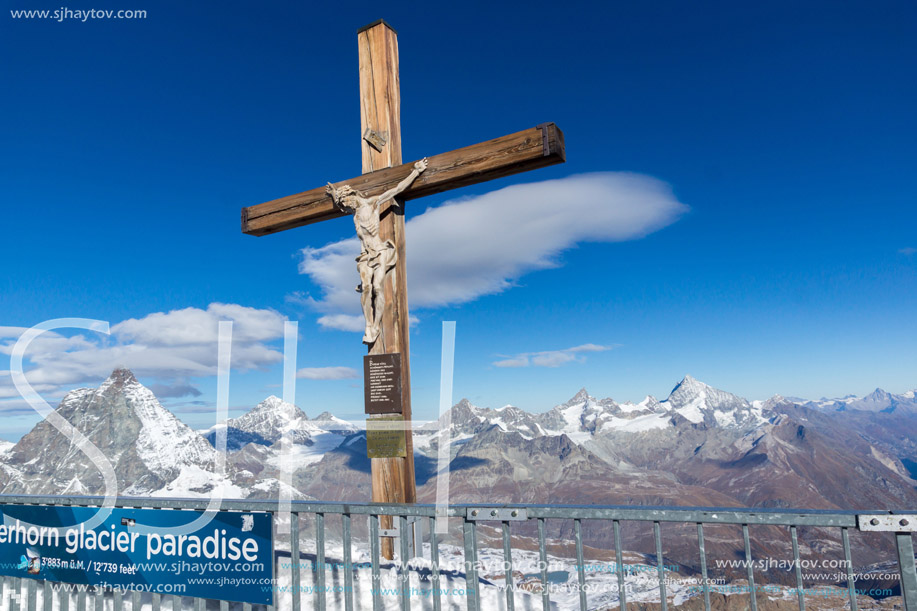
[672,394,706,424]
[553,402,594,445]
[598,412,670,433]
[0,531,895,611]
[137,465,245,499]
[264,432,347,471]
[616,396,657,413]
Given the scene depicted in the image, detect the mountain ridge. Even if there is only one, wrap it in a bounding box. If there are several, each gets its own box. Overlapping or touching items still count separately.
[1,369,915,514]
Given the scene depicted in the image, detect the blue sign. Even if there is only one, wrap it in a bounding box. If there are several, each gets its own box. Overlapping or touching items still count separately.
[0,505,273,605]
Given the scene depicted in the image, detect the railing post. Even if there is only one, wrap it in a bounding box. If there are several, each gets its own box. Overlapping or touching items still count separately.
[398,514,411,611]
[315,512,326,611]
[896,533,917,610]
[289,512,300,611]
[462,517,479,611]
[858,513,917,610]
[370,514,382,611]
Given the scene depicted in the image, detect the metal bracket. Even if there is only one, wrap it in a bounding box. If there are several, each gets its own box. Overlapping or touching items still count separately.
[363,128,387,152]
[536,123,552,157]
[858,514,917,532]
[467,507,528,521]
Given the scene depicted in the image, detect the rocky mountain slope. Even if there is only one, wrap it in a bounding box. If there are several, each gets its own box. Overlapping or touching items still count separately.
[0,369,234,497]
[1,369,914,517]
[2,368,914,585]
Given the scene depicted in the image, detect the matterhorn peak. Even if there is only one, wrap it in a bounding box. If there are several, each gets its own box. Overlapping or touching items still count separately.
[101,367,140,389]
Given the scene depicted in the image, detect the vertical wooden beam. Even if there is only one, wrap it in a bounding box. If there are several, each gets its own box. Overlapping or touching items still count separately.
[358,19,417,560]
[359,20,402,174]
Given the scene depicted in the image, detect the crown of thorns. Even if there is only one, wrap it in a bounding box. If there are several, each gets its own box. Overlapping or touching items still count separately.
[326,183,358,205]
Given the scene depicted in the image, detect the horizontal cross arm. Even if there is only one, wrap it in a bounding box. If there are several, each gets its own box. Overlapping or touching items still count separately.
[241,123,565,236]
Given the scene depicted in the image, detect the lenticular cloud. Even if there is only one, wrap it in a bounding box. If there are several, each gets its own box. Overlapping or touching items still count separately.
[299,172,688,330]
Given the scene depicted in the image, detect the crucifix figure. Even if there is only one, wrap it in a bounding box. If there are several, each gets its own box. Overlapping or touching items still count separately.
[326,158,428,345]
[241,19,564,558]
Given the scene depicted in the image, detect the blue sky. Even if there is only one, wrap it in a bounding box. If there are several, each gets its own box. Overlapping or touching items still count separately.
[1,0,915,440]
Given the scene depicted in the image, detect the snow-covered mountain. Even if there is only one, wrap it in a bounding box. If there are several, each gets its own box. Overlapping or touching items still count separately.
[203,395,326,450]
[0,371,356,500]
[800,387,917,414]
[198,395,357,499]
[2,369,915,518]
[661,374,768,427]
[0,369,238,498]
[2,369,914,603]
[414,375,770,456]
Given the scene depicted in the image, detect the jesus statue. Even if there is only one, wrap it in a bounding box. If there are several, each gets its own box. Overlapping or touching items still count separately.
[326,158,428,345]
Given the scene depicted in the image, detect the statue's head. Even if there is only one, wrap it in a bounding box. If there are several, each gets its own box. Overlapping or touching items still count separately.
[326,183,360,213]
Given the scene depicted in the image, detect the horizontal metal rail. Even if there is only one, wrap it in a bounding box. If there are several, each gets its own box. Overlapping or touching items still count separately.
[0,495,914,611]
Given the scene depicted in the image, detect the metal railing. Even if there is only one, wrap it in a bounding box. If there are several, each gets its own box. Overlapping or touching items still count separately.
[0,495,915,611]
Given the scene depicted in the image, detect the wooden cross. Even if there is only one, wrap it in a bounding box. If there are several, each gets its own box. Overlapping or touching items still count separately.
[241,19,564,555]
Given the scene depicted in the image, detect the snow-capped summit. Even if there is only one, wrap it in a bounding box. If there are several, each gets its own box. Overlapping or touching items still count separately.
[856,388,917,413]
[204,396,325,450]
[618,395,663,413]
[0,368,230,498]
[414,398,548,453]
[312,411,359,434]
[228,396,310,441]
[662,375,767,428]
[538,389,607,442]
[799,387,917,414]
[568,388,591,404]
[752,394,792,412]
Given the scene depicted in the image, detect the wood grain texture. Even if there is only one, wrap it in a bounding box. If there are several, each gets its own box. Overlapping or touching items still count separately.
[360,21,413,560]
[241,123,566,236]
[239,20,569,560]
[359,22,401,173]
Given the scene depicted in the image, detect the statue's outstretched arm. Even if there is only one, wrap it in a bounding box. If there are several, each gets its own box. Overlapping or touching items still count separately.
[376,158,428,208]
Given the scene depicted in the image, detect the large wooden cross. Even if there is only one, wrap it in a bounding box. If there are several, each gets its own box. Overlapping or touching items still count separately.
[241,19,564,552]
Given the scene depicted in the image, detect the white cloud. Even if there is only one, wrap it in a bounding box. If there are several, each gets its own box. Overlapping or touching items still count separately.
[296,367,360,380]
[316,314,365,333]
[0,327,30,339]
[899,247,916,256]
[492,356,530,368]
[531,352,579,367]
[0,303,286,393]
[565,343,612,353]
[113,303,285,346]
[494,343,615,368]
[297,172,687,329]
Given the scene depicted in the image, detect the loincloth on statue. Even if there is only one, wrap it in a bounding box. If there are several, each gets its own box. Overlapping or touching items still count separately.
[356,240,398,271]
